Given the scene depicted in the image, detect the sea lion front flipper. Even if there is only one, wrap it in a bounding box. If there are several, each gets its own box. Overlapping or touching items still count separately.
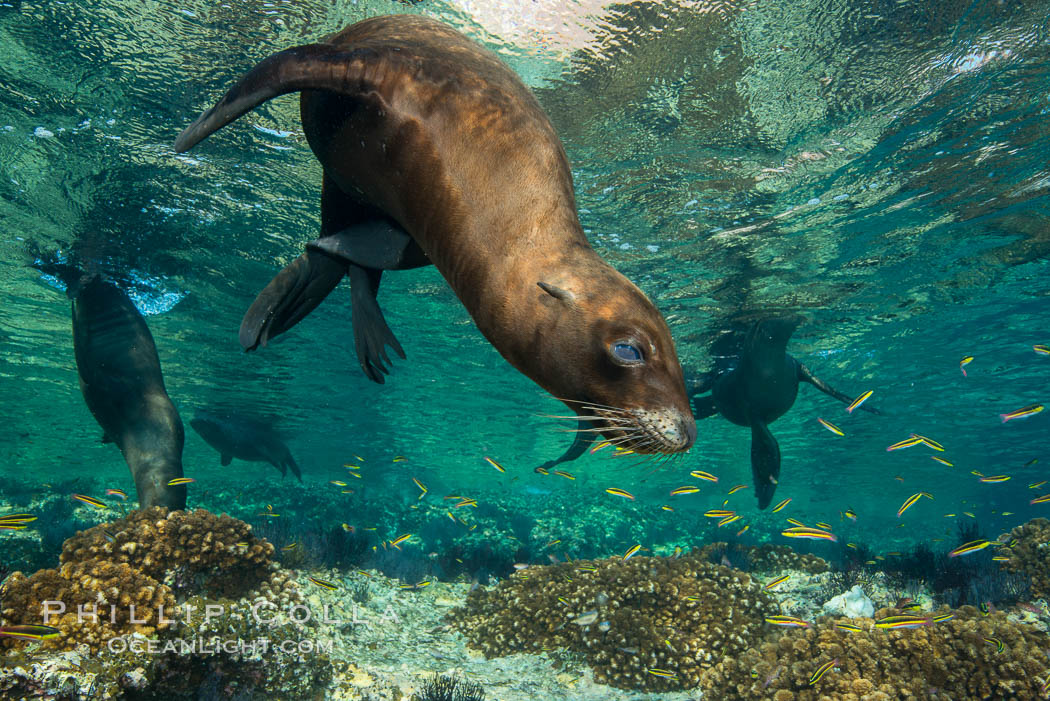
[750,418,780,510]
[345,264,404,383]
[798,362,882,415]
[306,219,425,272]
[536,420,597,472]
[221,453,232,466]
[239,248,348,351]
[691,395,719,420]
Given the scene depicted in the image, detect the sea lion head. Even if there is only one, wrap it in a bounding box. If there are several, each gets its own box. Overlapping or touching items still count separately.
[534,270,696,456]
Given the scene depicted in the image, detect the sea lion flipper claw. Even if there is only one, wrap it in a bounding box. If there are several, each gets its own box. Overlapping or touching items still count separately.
[347,264,404,384]
[240,248,348,351]
[749,419,780,510]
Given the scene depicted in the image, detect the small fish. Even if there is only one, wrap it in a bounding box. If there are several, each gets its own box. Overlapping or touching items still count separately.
[736,524,750,536]
[845,389,873,414]
[553,470,575,480]
[344,463,361,469]
[835,622,861,633]
[605,487,635,500]
[963,511,976,518]
[931,613,954,623]
[622,544,643,560]
[781,527,837,542]
[765,615,809,628]
[71,494,106,509]
[992,555,1010,562]
[844,509,857,521]
[646,668,678,679]
[0,624,61,640]
[786,517,806,527]
[846,542,858,549]
[234,541,248,547]
[894,475,904,482]
[670,485,701,496]
[455,498,478,508]
[764,574,789,590]
[897,492,927,518]
[815,521,833,530]
[104,488,127,500]
[727,484,748,495]
[690,470,718,483]
[912,434,945,451]
[0,523,28,531]
[661,504,675,511]
[1025,458,1039,467]
[817,417,845,436]
[0,513,37,524]
[342,523,355,533]
[534,466,549,475]
[875,615,931,629]
[959,356,974,377]
[392,455,407,462]
[978,601,990,615]
[771,498,792,513]
[390,534,412,548]
[900,603,921,612]
[717,514,741,527]
[930,456,954,466]
[887,436,923,451]
[1031,494,1050,505]
[979,475,1010,483]
[617,646,639,655]
[345,470,362,478]
[1000,404,1044,423]
[705,509,735,518]
[589,440,612,454]
[308,576,337,590]
[412,477,427,494]
[330,480,348,487]
[281,543,298,551]
[1033,344,1050,356]
[808,658,837,686]
[571,610,599,626]
[984,637,1005,654]
[166,477,195,486]
[948,539,991,557]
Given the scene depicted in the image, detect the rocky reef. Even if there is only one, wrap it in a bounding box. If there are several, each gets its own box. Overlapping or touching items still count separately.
[0,507,331,699]
[999,518,1050,600]
[451,553,776,691]
[700,606,1050,700]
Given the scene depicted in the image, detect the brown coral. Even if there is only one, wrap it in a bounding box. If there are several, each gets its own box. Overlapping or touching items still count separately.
[697,542,829,574]
[451,554,776,691]
[999,518,1050,599]
[700,607,1050,699]
[1,507,276,651]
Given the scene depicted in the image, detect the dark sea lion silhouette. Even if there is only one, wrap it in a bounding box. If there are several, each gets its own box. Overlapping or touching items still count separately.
[67,273,186,509]
[190,413,301,481]
[174,14,695,458]
[690,318,880,509]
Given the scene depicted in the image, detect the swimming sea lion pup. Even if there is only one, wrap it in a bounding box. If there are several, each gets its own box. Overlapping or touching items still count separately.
[69,274,187,509]
[175,14,695,456]
[690,317,880,509]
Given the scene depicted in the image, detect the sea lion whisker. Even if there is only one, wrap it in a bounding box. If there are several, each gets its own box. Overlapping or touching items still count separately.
[555,398,628,411]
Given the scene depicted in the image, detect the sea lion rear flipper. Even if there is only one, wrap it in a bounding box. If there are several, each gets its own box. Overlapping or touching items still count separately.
[174,42,406,153]
[536,421,596,472]
[220,453,232,466]
[285,454,302,482]
[101,432,113,444]
[750,419,780,510]
[346,264,404,384]
[239,248,348,351]
[798,363,882,415]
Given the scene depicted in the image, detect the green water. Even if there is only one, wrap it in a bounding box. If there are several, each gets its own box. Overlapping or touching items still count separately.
[1,0,1048,573]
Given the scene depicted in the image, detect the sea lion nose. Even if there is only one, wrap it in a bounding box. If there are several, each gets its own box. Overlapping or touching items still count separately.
[682,416,697,449]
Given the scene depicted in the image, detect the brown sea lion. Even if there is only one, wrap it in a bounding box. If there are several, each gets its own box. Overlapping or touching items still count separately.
[175,14,695,456]
[69,273,187,509]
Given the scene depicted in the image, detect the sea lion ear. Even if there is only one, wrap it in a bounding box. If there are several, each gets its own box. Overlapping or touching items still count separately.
[537,281,576,305]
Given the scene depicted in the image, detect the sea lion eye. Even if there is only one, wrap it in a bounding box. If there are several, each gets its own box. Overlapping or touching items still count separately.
[611,342,643,364]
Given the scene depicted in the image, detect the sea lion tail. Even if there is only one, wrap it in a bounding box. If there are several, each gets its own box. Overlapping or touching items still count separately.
[174,44,378,153]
